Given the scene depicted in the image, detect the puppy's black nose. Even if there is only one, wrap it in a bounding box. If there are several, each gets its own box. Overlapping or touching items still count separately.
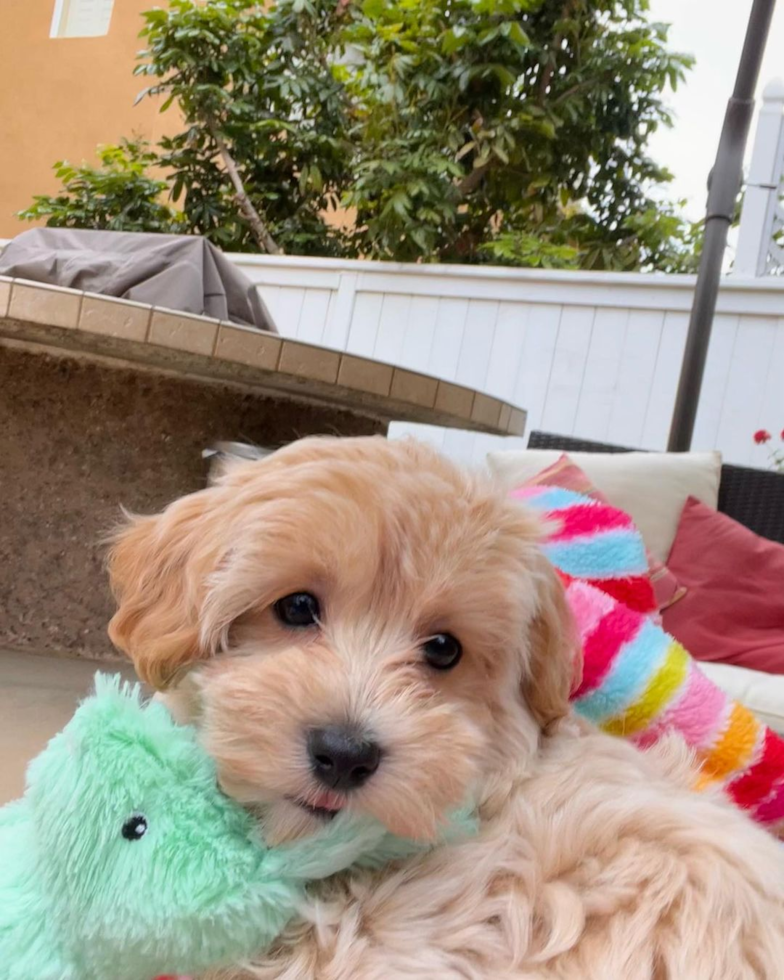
[308,725,381,792]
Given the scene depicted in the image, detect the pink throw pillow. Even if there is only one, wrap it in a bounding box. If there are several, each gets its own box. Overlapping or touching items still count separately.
[663,497,784,674]
[525,454,685,613]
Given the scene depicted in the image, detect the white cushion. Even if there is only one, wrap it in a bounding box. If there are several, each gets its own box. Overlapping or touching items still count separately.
[699,661,784,735]
[486,449,722,562]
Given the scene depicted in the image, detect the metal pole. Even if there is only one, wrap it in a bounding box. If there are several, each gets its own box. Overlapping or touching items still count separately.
[668,0,777,452]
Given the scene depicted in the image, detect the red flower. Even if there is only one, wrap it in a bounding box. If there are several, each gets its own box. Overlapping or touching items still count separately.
[781,429,784,441]
[754,429,772,444]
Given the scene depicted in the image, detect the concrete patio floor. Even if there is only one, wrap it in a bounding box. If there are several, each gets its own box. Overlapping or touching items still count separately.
[0,650,135,804]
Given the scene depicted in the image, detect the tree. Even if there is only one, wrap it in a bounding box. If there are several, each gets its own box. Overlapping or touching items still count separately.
[135,0,352,256]
[23,0,698,271]
[341,0,696,268]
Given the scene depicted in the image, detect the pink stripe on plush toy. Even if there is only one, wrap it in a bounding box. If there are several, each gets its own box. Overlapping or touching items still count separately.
[566,580,615,644]
[544,502,634,542]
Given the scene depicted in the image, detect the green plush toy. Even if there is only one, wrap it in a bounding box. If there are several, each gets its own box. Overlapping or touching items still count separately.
[0,675,472,980]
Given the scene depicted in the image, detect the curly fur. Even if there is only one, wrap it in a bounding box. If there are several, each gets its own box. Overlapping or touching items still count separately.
[108,436,784,979]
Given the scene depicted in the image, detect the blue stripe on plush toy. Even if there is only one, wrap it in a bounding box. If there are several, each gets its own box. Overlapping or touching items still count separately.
[522,486,592,512]
[544,529,647,579]
[573,619,671,723]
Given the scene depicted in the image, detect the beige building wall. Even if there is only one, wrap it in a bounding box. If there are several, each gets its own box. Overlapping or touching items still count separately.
[0,0,174,238]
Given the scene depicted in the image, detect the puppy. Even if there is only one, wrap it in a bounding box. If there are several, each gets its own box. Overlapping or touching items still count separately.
[108,436,784,979]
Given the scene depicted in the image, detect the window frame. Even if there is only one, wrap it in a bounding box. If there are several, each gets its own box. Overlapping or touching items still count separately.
[50,0,115,39]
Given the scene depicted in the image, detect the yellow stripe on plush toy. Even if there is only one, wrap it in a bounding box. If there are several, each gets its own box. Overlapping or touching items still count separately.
[699,702,761,784]
[602,641,689,737]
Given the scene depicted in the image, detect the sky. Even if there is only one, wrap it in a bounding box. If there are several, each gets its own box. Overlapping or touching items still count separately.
[647,0,784,222]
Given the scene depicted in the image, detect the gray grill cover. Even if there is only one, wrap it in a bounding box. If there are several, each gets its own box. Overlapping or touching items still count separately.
[0,229,276,332]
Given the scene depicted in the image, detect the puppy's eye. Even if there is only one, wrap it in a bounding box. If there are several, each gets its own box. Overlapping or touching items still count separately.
[422,633,462,671]
[121,814,148,841]
[274,592,321,628]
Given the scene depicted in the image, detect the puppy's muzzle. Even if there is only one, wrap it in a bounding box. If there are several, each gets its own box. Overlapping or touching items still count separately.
[308,725,381,792]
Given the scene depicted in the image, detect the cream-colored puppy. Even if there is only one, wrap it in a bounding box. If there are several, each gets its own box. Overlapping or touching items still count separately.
[109,436,784,979]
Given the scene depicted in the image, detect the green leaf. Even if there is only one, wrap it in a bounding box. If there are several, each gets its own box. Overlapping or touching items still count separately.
[362,0,387,18]
[133,86,153,107]
[507,21,530,47]
[477,26,500,46]
[172,174,185,202]
[489,64,516,89]
[441,26,471,55]
[410,226,429,250]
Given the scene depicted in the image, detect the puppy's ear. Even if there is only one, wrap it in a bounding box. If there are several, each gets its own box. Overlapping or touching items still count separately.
[107,492,214,690]
[522,556,581,730]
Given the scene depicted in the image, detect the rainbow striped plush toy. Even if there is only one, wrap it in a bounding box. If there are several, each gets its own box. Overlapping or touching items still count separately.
[515,485,784,832]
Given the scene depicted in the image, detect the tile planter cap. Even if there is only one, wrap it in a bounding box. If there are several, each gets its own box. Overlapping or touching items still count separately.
[0,278,525,436]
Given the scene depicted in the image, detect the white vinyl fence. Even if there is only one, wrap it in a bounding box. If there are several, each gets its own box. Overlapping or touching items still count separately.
[230,253,784,468]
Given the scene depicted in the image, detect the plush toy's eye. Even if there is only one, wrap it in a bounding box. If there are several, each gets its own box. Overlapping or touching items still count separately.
[121,814,148,841]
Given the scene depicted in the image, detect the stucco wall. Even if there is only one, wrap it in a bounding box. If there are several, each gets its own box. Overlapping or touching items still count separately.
[0,344,383,661]
[0,0,173,237]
